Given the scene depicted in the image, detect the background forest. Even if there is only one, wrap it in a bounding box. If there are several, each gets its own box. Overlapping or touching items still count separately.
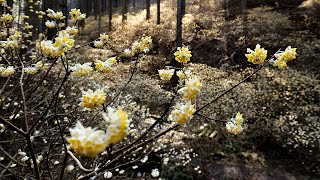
[0,0,319,179]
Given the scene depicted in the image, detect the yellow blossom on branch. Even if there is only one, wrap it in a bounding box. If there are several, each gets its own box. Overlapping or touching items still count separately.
[169,101,195,124]
[245,44,267,64]
[174,47,192,64]
[178,77,202,101]
[67,121,108,158]
[158,69,175,81]
[226,112,244,135]
[79,89,106,109]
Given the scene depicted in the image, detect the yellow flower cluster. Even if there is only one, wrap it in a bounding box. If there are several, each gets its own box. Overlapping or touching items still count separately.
[70,63,93,77]
[102,107,129,146]
[0,66,15,77]
[123,36,153,57]
[178,77,202,101]
[79,89,106,109]
[174,47,192,64]
[158,69,175,81]
[1,13,13,24]
[65,26,78,36]
[41,32,75,57]
[226,112,244,135]
[69,8,86,21]
[67,121,108,158]
[24,61,43,75]
[46,9,65,20]
[169,101,195,124]
[45,20,56,29]
[176,69,192,81]
[245,44,268,64]
[93,33,110,49]
[272,46,297,69]
[95,57,117,73]
[1,40,18,50]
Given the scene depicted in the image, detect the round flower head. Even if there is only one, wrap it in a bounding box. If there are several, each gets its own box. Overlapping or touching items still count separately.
[158,69,175,81]
[176,69,192,81]
[174,47,192,64]
[94,40,104,49]
[0,66,15,77]
[65,26,78,36]
[69,8,81,20]
[80,89,106,109]
[95,57,117,73]
[272,46,297,69]
[99,33,109,43]
[45,20,56,29]
[245,44,267,64]
[1,14,13,24]
[169,101,195,124]
[123,49,133,57]
[178,77,202,100]
[70,63,93,77]
[226,112,244,135]
[67,121,108,157]
[102,107,129,146]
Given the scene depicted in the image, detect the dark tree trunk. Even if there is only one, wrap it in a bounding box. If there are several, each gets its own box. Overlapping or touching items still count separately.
[157,0,160,24]
[176,0,182,47]
[146,0,150,20]
[98,0,102,33]
[108,0,112,31]
[133,0,136,9]
[181,0,185,16]
[122,0,128,22]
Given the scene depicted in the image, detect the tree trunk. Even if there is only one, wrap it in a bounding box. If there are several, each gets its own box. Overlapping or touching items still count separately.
[133,0,136,9]
[146,0,150,20]
[98,0,102,33]
[157,0,160,24]
[181,0,185,16]
[176,0,182,47]
[108,0,112,31]
[62,0,68,28]
[122,0,128,22]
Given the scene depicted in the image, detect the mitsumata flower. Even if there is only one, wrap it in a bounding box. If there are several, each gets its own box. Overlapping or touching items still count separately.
[102,107,129,146]
[67,121,108,157]
[79,89,106,109]
[272,46,297,69]
[178,77,202,100]
[245,44,267,64]
[0,66,15,77]
[169,101,195,124]
[226,112,244,135]
[174,47,192,64]
[158,69,175,81]
[95,57,117,73]
[70,63,93,77]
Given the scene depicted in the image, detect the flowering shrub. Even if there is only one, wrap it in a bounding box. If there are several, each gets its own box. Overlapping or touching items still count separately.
[0,1,306,180]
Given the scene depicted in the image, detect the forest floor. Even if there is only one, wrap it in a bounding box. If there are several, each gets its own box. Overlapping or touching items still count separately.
[71,0,320,179]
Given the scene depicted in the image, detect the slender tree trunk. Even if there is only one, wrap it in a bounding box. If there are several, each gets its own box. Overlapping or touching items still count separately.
[133,0,136,9]
[94,0,98,20]
[176,0,182,47]
[63,0,68,28]
[181,0,185,16]
[98,0,102,33]
[108,0,112,31]
[146,0,150,20]
[157,0,160,24]
[122,0,128,22]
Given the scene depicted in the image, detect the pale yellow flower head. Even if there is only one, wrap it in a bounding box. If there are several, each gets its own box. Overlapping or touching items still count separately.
[158,69,175,81]
[245,44,267,64]
[99,33,109,43]
[69,8,81,20]
[272,46,297,69]
[94,40,104,49]
[169,101,195,124]
[1,13,13,24]
[70,63,93,77]
[102,107,129,146]
[80,89,106,109]
[177,77,202,101]
[174,47,192,64]
[226,112,244,135]
[67,121,108,158]
[95,57,117,73]
[0,66,15,77]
